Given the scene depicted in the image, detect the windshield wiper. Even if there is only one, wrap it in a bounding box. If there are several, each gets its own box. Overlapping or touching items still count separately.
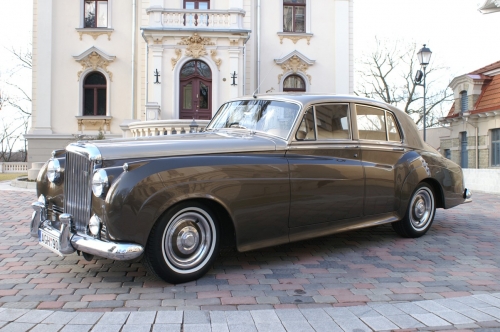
[228,122,247,129]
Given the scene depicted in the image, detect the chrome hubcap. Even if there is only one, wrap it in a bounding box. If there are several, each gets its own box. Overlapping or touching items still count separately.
[162,209,214,272]
[410,188,434,230]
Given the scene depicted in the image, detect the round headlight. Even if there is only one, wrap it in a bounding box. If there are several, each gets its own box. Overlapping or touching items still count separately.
[47,159,61,183]
[89,214,102,236]
[92,169,109,198]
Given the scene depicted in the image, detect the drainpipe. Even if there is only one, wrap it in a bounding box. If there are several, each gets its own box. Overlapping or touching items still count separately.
[243,33,251,95]
[463,112,479,169]
[256,0,261,93]
[131,0,137,119]
[143,31,149,105]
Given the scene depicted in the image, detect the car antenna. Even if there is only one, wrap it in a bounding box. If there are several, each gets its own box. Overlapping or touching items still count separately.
[252,52,282,99]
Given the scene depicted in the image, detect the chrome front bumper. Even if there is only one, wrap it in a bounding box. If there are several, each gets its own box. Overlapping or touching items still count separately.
[30,200,144,260]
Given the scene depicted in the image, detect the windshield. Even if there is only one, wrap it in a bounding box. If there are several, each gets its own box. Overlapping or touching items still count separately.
[207,100,301,139]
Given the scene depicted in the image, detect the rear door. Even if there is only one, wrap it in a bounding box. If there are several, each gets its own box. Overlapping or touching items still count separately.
[287,103,364,228]
[355,104,406,215]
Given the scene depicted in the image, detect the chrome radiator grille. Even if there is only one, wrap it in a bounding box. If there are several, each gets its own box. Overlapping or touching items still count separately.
[64,151,93,233]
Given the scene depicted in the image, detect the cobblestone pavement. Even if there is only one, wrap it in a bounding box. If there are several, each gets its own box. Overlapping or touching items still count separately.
[1,187,500,331]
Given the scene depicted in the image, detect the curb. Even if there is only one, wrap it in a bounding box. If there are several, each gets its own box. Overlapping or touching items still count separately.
[9,177,37,189]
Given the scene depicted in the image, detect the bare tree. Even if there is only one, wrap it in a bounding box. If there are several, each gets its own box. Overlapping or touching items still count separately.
[0,44,32,161]
[355,38,453,128]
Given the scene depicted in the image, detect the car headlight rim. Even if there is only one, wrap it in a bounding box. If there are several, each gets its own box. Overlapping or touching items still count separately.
[47,158,61,183]
[92,169,109,198]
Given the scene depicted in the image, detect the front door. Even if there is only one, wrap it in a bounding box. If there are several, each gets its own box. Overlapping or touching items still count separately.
[288,104,364,228]
[179,60,212,120]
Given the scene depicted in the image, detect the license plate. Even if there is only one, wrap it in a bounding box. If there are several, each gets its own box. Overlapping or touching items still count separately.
[38,229,63,256]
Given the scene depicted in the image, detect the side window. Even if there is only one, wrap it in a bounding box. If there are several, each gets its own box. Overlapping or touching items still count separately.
[386,112,401,142]
[356,105,387,141]
[84,1,108,28]
[295,107,315,141]
[315,104,350,140]
[283,0,305,33]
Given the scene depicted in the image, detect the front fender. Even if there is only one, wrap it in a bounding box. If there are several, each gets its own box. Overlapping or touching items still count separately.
[104,154,290,250]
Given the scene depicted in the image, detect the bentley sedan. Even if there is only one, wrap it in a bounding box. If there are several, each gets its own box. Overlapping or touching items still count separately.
[30,94,471,283]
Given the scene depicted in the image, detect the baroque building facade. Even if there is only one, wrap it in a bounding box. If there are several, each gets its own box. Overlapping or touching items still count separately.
[26,0,353,163]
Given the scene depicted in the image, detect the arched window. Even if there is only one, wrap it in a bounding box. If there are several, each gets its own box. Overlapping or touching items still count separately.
[283,75,306,92]
[83,72,107,116]
[460,90,468,112]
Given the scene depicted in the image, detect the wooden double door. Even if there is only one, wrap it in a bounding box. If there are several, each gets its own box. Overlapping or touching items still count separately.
[179,60,212,120]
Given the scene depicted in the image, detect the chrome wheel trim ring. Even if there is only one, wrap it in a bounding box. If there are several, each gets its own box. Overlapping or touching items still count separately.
[162,207,216,274]
[409,187,434,230]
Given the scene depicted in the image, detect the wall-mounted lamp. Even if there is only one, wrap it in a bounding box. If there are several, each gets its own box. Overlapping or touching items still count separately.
[154,69,161,84]
[231,71,237,86]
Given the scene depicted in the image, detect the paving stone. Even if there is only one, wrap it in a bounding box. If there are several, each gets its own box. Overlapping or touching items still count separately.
[14,310,52,324]
[30,323,65,332]
[183,311,209,324]
[182,323,211,332]
[0,322,35,332]
[386,314,426,329]
[98,312,130,325]
[121,325,152,332]
[68,312,104,325]
[411,313,451,327]
[152,324,181,332]
[155,311,183,324]
[126,311,156,325]
[360,315,399,331]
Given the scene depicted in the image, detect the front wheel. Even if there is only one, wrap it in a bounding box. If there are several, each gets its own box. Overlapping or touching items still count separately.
[143,202,220,284]
[392,183,436,238]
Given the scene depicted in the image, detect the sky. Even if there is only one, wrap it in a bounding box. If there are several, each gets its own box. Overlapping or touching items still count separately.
[0,0,499,116]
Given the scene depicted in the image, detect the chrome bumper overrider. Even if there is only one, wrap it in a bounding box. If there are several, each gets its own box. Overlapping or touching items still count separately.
[30,200,144,260]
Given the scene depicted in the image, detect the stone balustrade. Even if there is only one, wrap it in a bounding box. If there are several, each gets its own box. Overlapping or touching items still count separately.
[146,8,246,30]
[0,162,28,173]
[127,119,210,137]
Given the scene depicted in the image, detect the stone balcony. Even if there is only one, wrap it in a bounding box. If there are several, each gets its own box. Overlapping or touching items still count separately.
[123,119,210,137]
[145,8,246,31]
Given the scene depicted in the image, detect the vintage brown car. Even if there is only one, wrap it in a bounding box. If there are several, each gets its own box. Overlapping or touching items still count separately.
[30,94,471,283]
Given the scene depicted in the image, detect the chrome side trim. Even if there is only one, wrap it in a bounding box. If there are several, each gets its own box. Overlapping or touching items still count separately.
[464,188,472,203]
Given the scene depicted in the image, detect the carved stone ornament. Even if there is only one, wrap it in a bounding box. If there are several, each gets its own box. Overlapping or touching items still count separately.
[279,35,311,45]
[73,47,116,81]
[77,118,111,132]
[210,50,222,70]
[171,49,182,70]
[76,28,114,41]
[278,55,312,84]
[275,51,315,85]
[178,33,215,58]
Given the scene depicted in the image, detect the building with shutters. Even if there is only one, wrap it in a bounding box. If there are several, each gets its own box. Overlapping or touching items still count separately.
[439,60,500,169]
[25,0,353,163]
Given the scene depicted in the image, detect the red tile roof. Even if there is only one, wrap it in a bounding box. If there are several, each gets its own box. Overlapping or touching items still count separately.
[446,60,500,117]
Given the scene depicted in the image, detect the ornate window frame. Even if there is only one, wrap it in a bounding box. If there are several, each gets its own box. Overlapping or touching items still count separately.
[73,47,115,131]
[76,0,114,41]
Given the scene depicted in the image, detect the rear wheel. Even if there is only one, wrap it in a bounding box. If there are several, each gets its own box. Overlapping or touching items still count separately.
[392,183,436,238]
[143,202,219,284]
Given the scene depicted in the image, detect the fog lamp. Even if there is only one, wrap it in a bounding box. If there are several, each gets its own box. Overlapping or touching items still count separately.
[89,214,101,236]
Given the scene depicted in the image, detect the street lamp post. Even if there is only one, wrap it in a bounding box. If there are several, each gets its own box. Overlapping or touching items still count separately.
[415,44,432,142]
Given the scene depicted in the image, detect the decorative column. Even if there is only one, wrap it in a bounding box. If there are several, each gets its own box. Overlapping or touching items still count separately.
[229,48,241,99]
[148,44,164,108]
[31,0,53,134]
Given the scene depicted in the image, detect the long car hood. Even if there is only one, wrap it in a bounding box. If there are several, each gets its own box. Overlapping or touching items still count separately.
[71,131,287,161]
